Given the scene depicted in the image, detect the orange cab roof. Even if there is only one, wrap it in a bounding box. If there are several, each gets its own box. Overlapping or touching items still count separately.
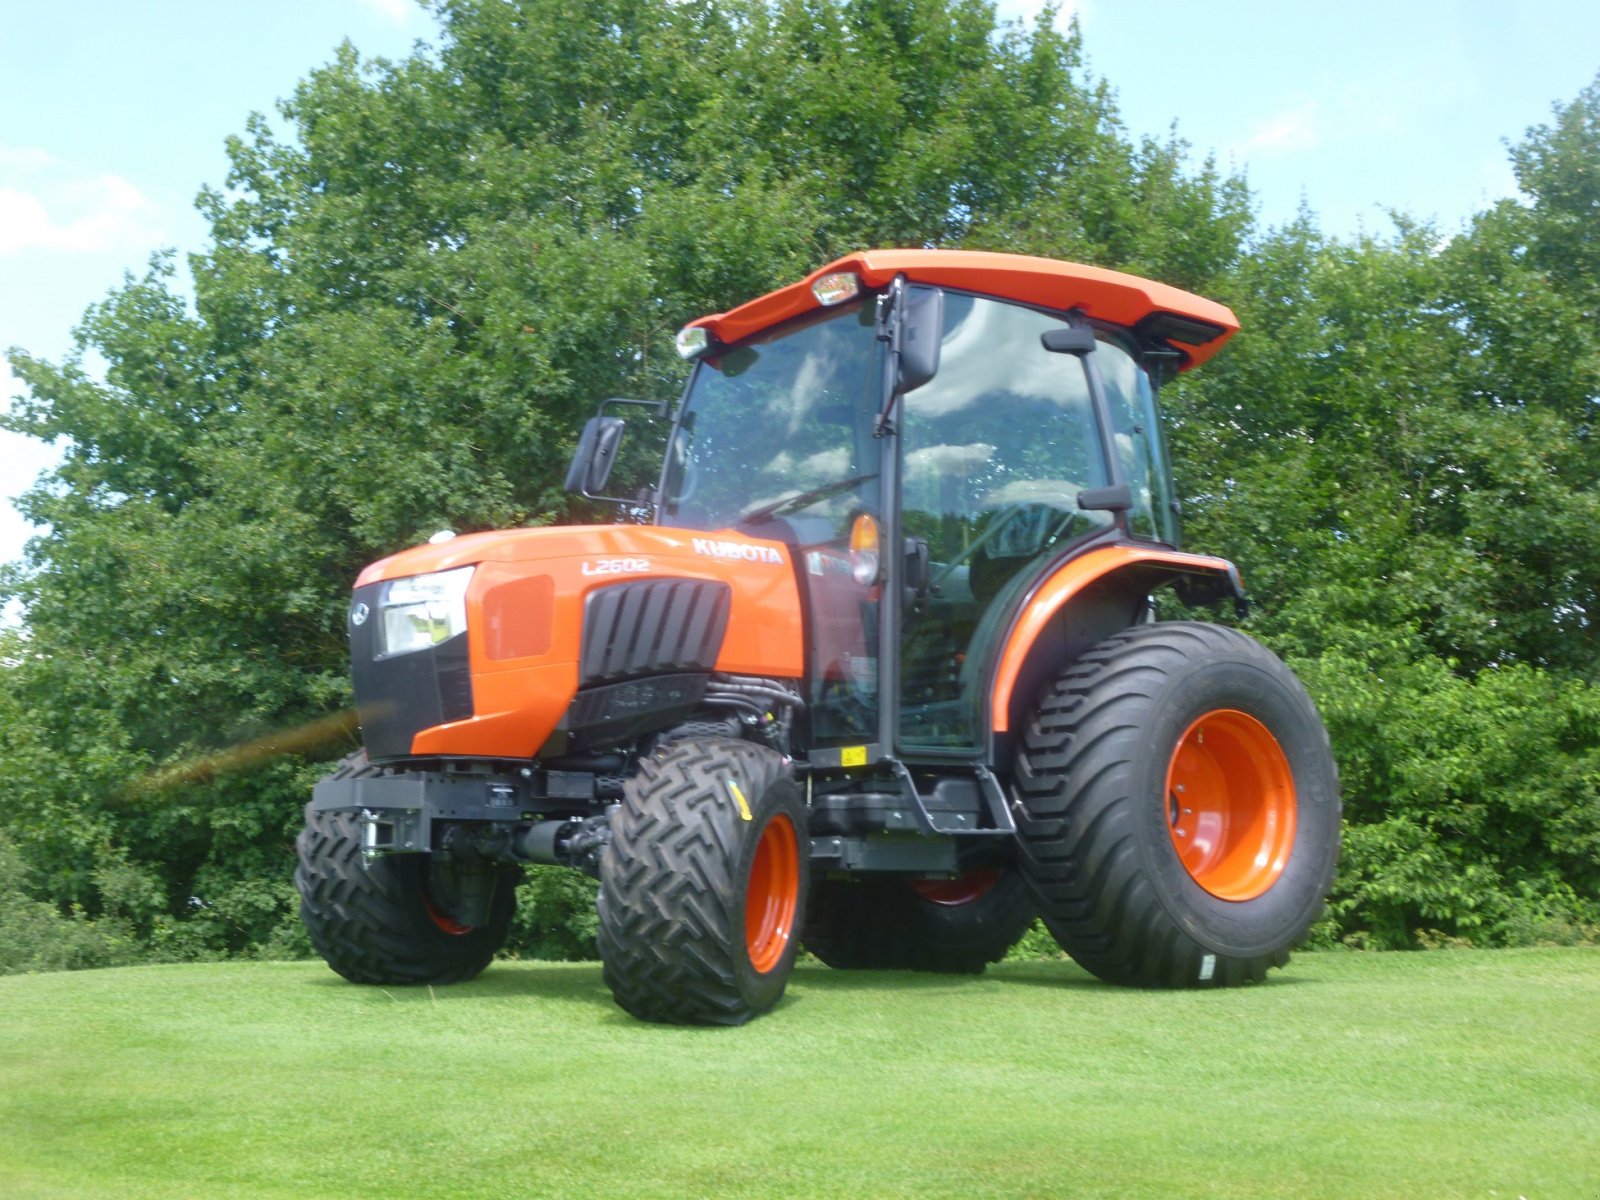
[687,249,1239,370]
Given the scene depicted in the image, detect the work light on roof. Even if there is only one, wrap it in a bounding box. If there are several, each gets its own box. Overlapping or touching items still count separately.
[811,271,860,307]
[675,325,710,360]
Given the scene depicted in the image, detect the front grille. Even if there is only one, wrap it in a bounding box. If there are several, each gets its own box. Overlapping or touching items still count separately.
[579,579,731,685]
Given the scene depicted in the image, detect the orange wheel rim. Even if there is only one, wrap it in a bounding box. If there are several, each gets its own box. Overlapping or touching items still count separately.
[910,868,1000,907]
[746,812,800,974]
[1165,709,1296,901]
[423,893,473,936]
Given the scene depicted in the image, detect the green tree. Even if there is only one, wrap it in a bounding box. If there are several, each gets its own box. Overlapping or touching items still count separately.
[1,0,1250,963]
[10,2,1592,966]
[1163,80,1600,947]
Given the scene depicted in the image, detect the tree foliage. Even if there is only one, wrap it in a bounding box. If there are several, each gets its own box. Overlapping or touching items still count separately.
[1165,78,1600,946]
[2,2,1596,966]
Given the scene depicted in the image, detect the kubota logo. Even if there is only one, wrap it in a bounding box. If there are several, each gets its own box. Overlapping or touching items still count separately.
[691,537,782,564]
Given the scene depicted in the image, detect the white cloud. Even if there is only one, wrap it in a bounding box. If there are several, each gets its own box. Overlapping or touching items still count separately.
[0,172,162,257]
[0,145,61,171]
[1238,79,1406,163]
[1,360,64,574]
[1476,153,1521,208]
[1246,101,1325,155]
[0,360,56,490]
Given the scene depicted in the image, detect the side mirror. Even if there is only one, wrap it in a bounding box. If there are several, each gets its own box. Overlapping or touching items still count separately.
[1077,483,1133,513]
[1041,327,1097,355]
[897,285,944,395]
[564,416,626,497]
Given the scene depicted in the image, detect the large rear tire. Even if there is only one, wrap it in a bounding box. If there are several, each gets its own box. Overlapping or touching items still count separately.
[803,864,1036,974]
[1013,621,1340,987]
[295,807,517,985]
[597,738,807,1025]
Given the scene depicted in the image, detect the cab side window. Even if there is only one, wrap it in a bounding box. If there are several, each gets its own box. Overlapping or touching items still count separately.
[1096,339,1177,544]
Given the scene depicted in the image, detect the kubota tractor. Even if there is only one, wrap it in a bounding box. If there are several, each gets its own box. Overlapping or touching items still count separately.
[296,249,1341,1024]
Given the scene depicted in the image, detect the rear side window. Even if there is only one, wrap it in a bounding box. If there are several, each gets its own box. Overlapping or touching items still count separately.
[1096,339,1178,545]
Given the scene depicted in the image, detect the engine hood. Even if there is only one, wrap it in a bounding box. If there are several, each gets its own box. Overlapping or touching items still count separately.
[354,525,787,587]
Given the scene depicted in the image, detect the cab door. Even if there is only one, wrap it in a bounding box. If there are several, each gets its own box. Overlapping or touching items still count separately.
[895,293,1117,751]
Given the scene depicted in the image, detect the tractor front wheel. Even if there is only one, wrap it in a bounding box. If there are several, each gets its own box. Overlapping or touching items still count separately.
[597,738,807,1025]
[295,807,517,985]
[1013,621,1340,987]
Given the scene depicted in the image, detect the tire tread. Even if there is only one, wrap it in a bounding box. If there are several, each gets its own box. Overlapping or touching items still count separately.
[597,738,804,1025]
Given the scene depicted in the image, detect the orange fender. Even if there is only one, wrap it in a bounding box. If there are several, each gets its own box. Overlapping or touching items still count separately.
[989,545,1240,733]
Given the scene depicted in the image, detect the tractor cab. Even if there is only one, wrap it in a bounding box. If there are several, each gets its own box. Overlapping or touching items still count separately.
[577,250,1233,758]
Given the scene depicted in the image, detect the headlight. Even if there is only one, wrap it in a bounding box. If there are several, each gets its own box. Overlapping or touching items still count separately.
[378,566,474,657]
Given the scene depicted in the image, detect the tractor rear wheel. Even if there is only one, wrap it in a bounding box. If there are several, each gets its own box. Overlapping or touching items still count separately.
[597,738,807,1025]
[803,864,1035,974]
[295,807,517,985]
[1013,621,1340,987]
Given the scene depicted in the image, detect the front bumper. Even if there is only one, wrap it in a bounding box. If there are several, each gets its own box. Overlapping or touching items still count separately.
[311,769,526,854]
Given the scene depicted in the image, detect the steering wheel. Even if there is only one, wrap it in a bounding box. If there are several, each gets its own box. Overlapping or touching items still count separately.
[929,485,1088,595]
[929,503,1032,592]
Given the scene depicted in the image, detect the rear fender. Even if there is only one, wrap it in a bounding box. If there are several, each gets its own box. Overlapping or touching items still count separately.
[987,545,1243,738]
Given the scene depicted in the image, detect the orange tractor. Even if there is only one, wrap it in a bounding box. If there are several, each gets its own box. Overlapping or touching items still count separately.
[297,250,1340,1024]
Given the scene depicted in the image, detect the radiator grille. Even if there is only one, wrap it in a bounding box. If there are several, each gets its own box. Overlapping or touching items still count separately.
[579,579,731,685]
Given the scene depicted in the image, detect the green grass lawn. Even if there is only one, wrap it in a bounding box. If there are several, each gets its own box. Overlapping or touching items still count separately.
[2,949,1596,1199]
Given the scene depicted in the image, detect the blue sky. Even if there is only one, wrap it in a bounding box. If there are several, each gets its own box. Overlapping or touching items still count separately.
[4,0,1599,574]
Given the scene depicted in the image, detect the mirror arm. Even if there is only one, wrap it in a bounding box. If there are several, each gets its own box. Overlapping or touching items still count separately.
[872,276,906,439]
[563,396,669,514]
[872,276,943,437]
[601,395,670,420]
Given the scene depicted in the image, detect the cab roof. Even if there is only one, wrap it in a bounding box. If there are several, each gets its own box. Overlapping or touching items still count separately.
[687,249,1239,370]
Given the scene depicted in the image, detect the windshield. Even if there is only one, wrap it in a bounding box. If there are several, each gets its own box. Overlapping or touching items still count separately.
[659,301,880,538]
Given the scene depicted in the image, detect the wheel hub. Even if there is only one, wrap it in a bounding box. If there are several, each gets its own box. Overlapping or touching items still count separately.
[1165,709,1296,901]
[746,813,800,974]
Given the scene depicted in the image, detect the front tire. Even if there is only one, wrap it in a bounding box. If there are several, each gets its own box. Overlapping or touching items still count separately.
[295,808,517,985]
[1013,621,1340,987]
[597,738,807,1025]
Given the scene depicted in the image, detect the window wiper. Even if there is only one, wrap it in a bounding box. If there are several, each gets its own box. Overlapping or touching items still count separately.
[738,474,879,525]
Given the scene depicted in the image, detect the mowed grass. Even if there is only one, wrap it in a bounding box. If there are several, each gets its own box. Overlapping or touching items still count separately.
[1,950,1596,1199]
